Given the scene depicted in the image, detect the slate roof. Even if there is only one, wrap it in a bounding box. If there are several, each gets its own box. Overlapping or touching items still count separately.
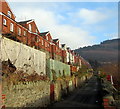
[40,31,49,36]
[61,44,66,48]
[18,19,33,24]
[53,39,59,42]
[67,47,70,50]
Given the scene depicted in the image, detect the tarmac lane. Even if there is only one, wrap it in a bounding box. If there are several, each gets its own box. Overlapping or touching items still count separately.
[48,76,104,109]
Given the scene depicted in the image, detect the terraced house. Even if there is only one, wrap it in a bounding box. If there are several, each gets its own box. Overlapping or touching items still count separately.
[0,0,91,79]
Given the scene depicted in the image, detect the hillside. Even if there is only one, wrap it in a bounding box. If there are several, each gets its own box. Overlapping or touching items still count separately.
[74,38,120,63]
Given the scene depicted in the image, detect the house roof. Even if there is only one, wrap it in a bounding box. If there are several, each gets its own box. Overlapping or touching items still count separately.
[71,50,74,53]
[40,31,49,36]
[3,0,16,18]
[18,19,33,24]
[67,47,70,50]
[61,44,66,48]
[53,39,59,42]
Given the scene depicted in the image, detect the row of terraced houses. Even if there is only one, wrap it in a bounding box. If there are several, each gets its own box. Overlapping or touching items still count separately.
[0,0,91,75]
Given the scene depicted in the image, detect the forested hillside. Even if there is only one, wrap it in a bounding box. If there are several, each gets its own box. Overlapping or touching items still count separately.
[74,38,119,63]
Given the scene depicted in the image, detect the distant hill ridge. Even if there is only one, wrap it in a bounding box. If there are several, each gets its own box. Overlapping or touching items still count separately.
[74,38,119,63]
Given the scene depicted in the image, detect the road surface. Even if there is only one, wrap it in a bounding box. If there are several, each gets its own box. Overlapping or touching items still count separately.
[48,76,103,109]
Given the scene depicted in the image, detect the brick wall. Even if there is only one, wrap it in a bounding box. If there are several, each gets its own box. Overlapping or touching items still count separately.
[1,0,15,20]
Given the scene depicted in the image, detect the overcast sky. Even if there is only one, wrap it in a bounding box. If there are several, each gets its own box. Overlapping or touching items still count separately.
[7,0,118,49]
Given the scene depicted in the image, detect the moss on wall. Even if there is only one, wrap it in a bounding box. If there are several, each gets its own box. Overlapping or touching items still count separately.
[47,59,71,81]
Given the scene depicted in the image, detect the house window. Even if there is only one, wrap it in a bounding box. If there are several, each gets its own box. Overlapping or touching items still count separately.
[46,36,48,40]
[39,38,41,42]
[3,19,7,25]
[42,40,44,45]
[48,44,49,47]
[37,38,40,43]
[45,42,47,48]
[8,11,11,18]
[24,31,26,36]
[10,23,14,32]
[29,24,32,31]
[18,27,21,36]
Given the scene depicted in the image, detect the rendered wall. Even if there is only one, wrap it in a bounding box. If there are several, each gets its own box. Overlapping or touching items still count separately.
[47,59,71,81]
[0,36,46,75]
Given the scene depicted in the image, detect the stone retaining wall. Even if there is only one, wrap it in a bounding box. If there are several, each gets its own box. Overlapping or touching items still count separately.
[54,74,93,101]
[2,81,50,107]
[0,36,46,75]
[2,73,93,107]
[47,59,71,81]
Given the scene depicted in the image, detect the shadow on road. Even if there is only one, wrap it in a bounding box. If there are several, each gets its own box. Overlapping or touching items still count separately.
[48,76,104,109]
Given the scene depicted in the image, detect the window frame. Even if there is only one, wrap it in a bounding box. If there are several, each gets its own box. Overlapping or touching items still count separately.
[10,23,14,32]
[42,40,44,46]
[8,11,11,18]
[24,31,26,36]
[29,24,32,31]
[46,36,48,40]
[45,42,47,48]
[18,27,21,36]
[3,19,7,26]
